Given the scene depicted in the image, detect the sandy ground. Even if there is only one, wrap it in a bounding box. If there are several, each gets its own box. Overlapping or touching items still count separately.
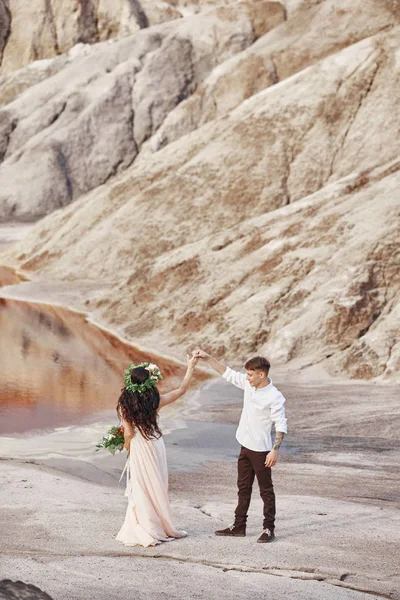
[1,378,399,600]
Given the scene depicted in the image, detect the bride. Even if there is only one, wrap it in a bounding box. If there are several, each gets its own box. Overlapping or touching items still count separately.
[116,355,198,547]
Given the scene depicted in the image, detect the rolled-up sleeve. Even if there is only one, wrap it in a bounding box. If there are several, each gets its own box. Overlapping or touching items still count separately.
[270,393,288,433]
[222,366,247,390]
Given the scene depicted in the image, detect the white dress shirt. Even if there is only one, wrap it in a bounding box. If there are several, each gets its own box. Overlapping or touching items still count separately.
[222,367,288,452]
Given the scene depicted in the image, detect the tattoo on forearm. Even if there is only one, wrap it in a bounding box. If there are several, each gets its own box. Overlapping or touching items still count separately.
[273,432,285,451]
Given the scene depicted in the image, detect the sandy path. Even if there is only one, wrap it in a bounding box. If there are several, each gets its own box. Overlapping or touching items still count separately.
[1,378,399,599]
[0,457,398,600]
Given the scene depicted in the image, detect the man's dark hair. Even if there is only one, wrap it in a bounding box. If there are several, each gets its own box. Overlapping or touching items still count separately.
[244,356,271,375]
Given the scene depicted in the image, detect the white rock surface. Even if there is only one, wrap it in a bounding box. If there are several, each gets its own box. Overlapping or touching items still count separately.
[0,0,399,380]
[0,1,284,219]
[0,0,185,75]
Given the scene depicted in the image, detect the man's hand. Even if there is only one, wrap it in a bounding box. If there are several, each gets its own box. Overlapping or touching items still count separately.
[265,432,285,466]
[191,349,226,376]
[265,450,278,468]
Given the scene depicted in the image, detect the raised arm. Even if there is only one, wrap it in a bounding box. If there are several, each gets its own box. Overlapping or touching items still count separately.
[193,349,246,390]
[158,355,198,409]
[192,349,226,375]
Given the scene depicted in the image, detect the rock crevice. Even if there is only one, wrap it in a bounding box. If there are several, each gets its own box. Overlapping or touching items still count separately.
[0,0,11,69]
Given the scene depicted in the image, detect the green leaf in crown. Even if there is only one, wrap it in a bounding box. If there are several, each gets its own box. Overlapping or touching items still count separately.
[124,361,163,394]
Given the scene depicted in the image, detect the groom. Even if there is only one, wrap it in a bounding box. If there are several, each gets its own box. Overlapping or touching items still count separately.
[193,350,287,543]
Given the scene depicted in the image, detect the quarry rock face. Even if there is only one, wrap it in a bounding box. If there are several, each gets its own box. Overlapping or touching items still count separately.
[0,0,185,76]
[0,0,399,380]
[0,1,285,219]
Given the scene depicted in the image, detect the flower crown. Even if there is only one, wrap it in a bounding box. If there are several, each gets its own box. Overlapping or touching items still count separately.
[124,362,163,394]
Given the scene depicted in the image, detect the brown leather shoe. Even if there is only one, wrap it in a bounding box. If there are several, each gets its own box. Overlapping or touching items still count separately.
[215,524,246,537]
[256,528,275,543]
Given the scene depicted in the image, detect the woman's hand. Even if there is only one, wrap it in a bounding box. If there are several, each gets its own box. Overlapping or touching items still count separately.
[187,353,199,369]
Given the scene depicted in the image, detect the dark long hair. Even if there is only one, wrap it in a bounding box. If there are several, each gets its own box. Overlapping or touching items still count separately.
[117,367,162,440]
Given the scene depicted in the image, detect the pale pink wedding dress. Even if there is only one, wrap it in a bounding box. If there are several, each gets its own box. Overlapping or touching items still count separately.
[116,428,187,547]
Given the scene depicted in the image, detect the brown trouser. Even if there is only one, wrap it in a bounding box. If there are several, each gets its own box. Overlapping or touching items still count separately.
[234,445,276,530]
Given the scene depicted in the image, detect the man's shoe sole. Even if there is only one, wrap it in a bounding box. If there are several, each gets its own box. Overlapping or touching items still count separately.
[215,532,246,537]
[256,535,275,543]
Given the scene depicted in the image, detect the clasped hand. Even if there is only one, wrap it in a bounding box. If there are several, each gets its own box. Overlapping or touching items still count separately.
[191,348,208,360]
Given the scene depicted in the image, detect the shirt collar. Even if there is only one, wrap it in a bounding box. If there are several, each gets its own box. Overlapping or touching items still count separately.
[251,377,272,392]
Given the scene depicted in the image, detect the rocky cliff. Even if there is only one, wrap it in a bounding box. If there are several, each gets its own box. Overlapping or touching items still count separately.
[0,0,399,380]
[0,0,285,217]
[0,0,185,76]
